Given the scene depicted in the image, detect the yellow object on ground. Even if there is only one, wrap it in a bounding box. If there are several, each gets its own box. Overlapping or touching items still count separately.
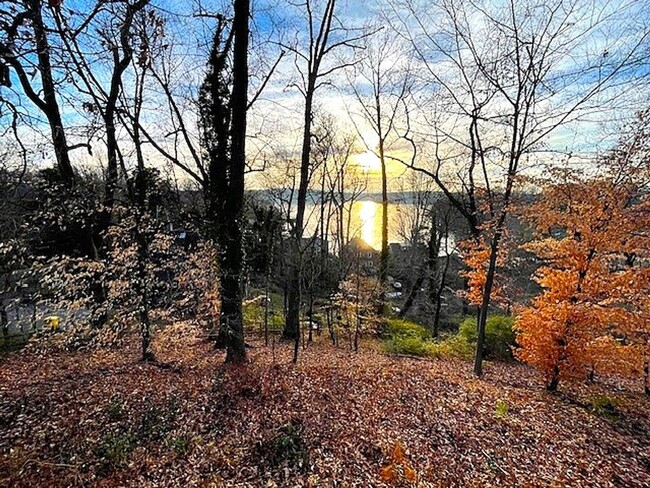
[44,316,61,331]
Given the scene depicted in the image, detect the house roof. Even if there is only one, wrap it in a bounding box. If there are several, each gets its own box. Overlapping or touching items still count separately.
[345,237,378,254]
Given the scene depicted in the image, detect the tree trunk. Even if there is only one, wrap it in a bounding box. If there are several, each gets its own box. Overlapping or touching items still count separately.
[643,345,650,396]
[379,137,389,290]
[264,272,270,346]
[285,81,316,340]
[222,0,249,364]
[133,156,152,361]
[1,306,8,348]
[100,0,148,237]
[432,253,451,338]
[473,231,502,377]
[308,293,314,343]
[29,0,75,183]
[547,363,561,392]
[400,272,425,317]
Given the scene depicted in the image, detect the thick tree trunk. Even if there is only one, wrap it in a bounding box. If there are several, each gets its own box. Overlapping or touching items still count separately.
[547,357,562,392]
[29,0,75,183]
[221,0,250,364]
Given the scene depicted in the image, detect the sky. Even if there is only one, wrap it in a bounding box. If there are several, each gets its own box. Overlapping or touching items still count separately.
[1,0,650,191]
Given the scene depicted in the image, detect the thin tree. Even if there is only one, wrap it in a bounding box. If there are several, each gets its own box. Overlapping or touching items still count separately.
[281,0,368,343]
[348,29,412,294]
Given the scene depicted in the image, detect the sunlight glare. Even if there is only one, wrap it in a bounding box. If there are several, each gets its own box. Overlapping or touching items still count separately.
[355,151,382,171]
[359,200,377,247]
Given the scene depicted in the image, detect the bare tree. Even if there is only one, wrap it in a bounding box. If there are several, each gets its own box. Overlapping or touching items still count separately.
[54,0,149,224]
[280,0,368,344]
[0,0,75,183]
[348,29,412,295]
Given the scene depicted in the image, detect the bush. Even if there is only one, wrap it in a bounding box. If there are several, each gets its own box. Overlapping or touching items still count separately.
[433,335,475,360]
[167,435,191,455]
[243,300,263,327]
[106,396,124,420]
[385,318,429,340]
[383,318,436,357]
[495,400,509,418]
[590,395,619,418]
[458,315,515,360]
[96,433,134,467]
[384,335,436,357]
[259,420,310,473]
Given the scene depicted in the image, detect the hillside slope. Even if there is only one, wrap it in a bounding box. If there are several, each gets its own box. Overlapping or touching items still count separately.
[1,327,649,487]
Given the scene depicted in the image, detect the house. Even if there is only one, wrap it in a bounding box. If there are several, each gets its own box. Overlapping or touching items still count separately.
[342,237,379,275]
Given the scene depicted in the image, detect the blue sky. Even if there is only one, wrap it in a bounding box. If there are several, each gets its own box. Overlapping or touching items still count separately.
[2,0,649,187]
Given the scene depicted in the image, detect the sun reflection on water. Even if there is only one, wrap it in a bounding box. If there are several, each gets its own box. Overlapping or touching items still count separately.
[358,200,379,249]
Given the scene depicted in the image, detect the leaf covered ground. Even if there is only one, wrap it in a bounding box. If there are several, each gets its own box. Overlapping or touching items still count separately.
[1,325,649,487]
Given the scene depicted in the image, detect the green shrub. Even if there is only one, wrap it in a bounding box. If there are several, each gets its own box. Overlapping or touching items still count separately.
[96,433,134,467]
[385,318,429,340]
[260,420,310,472]
[384,335,436,357]
[433,335,475,360]
[106,396,124,420]
[383,319,436,357]
[495,400,509,418]
[590,395,619,418]
[267,314,285,331]
[445,314,467,328]
[458,315,515,360]
[138,396,179,441]
[243,301,263,327]
[167,435,191,455]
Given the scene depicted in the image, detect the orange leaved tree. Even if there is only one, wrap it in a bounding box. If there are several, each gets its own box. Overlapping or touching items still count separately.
[459,232,511,312]
[515,169,650,393]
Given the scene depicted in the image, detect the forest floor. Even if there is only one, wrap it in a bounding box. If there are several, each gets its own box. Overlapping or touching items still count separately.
[1,324,649,487]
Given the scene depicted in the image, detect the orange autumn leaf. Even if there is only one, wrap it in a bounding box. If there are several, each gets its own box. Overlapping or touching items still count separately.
[380,465,398,483]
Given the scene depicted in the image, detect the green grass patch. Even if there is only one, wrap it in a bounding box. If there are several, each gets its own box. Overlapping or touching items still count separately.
[96,432,135,467]
[384,335,436,357]
[431,334,475,360]
[383,317,478,359]
[259,420,310,473]
[167,435,191,456]
[495,399,509,418]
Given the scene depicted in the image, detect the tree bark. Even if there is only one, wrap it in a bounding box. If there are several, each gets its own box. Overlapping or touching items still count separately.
[220,0,250,364]
[285,81,315,340]
[643,352,650,396]
[473,230,502,377]
[29,0,75,184]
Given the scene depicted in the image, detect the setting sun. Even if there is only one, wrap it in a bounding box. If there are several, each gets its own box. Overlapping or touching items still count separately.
[355,151,382,171]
